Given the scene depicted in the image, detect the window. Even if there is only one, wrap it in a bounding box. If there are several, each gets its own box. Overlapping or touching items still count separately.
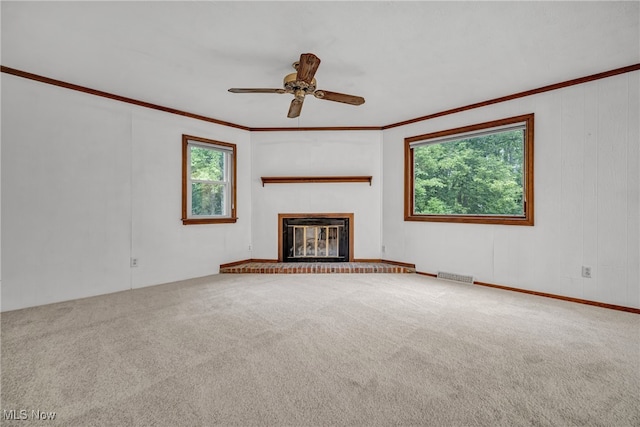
[182,135,237,225]
[404,114,534,225]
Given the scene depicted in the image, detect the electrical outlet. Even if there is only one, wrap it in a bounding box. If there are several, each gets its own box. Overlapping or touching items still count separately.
[248,244,252,251]
[581,266,591,278]
[382,245,386,253]
[130,258,139,268]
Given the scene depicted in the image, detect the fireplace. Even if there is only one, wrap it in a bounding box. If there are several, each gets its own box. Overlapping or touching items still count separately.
[279,213,353,262]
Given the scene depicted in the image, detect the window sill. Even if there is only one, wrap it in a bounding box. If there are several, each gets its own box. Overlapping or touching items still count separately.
[405,214,533,226]
[182,217,238,225]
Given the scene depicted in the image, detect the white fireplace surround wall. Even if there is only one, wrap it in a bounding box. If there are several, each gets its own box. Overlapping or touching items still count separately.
[250,131,383,263]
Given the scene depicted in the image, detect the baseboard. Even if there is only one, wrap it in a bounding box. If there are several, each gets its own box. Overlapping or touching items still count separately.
[220,258,279,268]
[353,258,382,263]
[416,270,639,314]
[416,271,437,278]
[219,259,252,268]
[382,259,417,269]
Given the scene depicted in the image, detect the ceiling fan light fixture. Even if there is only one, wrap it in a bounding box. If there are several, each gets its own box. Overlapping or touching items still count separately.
[228,53,365,118]
[283,72,316,93]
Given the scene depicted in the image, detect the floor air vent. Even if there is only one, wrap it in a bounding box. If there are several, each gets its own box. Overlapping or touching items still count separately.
[437,271,474,284]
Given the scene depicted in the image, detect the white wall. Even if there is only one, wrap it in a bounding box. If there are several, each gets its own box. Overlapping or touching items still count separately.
[1,74,251,311]
[382,71,640,309]
[130,110,251,288]
[250,131,382,261]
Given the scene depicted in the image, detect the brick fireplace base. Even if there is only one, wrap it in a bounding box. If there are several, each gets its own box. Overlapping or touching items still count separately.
[220,261,415,274]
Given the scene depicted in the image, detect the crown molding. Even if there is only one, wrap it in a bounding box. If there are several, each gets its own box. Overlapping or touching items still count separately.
[249,126,382,132]
[0,65,250,131]
[382,63,640,130]
[3,63,639,132]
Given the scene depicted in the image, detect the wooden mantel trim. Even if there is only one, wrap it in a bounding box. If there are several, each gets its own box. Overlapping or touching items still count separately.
[278,213,355,262]
[261,176,372,186]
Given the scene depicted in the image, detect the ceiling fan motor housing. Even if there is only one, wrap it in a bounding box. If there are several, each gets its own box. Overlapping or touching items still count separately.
[283,72,316,96]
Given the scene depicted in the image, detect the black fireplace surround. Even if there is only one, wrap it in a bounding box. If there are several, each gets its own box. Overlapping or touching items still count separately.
[282,217,350,263]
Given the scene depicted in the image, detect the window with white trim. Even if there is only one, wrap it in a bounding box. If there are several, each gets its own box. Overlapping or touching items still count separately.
[182,135,237,225]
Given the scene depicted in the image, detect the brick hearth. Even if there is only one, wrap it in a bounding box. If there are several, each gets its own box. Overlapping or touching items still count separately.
[220,261,415,274]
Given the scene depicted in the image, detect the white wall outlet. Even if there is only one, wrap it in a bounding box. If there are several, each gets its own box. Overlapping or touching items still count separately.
[581,266,591,278]
[248,244,252,251]
[382,245,386,253]
[130,258,139,268]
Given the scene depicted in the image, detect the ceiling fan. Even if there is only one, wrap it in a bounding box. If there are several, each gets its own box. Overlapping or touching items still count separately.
[228,53,365,118]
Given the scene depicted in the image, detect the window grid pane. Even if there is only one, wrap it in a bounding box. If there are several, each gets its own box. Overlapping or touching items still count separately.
[191,183,225,216]
[190,145,224,181]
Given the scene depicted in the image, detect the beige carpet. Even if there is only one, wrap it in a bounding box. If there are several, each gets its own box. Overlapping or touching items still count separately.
[1,274,639,426]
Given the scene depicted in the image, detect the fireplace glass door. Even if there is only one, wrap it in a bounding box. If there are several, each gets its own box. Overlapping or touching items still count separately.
[283,217,349,262]
[293,225,340,258]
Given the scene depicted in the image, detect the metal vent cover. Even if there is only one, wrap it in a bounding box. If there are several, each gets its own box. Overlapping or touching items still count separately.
[437,271,474,284]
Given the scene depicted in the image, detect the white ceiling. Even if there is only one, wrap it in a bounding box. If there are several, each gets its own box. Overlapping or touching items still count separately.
[2,1,639,129]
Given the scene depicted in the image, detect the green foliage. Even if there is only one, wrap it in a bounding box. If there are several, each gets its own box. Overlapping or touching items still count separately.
[190,146,226,216]
[413,130,524,216]
[191,146,224,181]
[192,183,224,216]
